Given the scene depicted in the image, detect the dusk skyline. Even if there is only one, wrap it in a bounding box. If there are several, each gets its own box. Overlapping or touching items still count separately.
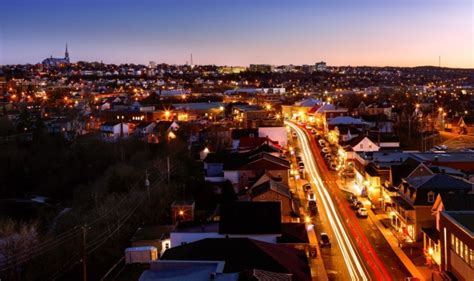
[1,0,473,67]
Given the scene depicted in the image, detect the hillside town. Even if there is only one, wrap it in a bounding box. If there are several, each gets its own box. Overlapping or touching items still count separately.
[1,55,473,281]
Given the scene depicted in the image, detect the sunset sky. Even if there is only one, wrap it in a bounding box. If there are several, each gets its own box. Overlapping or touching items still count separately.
[1,0,473,67]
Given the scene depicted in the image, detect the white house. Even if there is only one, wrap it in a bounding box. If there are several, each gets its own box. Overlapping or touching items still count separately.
[345,135,380,152]
[100,122,129,140]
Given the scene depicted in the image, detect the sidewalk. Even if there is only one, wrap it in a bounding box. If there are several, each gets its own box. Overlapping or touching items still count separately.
[334,177,428,280]
[369,211,425,280]
[290,170,328,280]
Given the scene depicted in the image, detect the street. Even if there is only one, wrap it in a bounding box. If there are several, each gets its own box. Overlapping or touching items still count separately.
[286,121,405,281]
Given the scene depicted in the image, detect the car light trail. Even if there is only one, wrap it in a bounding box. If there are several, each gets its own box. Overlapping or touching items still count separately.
[286,121,370,281]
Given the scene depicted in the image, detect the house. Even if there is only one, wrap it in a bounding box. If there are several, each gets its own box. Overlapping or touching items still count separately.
[338,127,363,142]
[135,121,156,135]
[450,116,474,135]
[161,238,312,281]
[361,114,394,133]
[343,134,380,152]
[248,174,297,222]
[100,122,128,140]
[169,201,308,248]
[139,260,238,281]
[204,144,289,193]
[423,193,474,274]
[439,211,474,281]
[390,174,473,242]
[224,152,290,193]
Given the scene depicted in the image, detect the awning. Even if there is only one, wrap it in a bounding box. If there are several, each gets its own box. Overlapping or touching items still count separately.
[422,227,440,242]
[391,196,414,210]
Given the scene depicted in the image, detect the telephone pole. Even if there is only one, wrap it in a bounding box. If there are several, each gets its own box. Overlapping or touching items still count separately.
[82,225,87,281]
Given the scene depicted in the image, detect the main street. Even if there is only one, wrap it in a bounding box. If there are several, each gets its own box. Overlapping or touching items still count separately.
[286,121,393,281]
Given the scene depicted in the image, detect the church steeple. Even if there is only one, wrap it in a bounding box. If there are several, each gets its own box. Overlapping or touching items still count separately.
[65,43,70,61]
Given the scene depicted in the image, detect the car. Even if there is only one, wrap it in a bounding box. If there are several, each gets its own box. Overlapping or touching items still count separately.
[321,147,331,154]
[320,233,331,248]
[298,161,304,167]
[308,200,317,216]
[357,207,368,218]
[291,132,297,138]
[351,200,363,210]
[308,192,316,202]
[296,156,302,162]
[303,183,312,192]
[347,193,357,203]
[323,153,332,160]
[329,162,337,171]
[298,167,305,175]
[318,139,327,147]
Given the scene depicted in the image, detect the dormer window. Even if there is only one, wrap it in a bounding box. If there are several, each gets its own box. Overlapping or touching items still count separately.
[427,191,435,203]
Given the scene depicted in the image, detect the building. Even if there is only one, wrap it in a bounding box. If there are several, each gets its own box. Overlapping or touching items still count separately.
[422,193,474,280]
[161,238,311,281]
[248,174,297,222]
[249,64,273,73]
[390,174,472,242]
[100,122,128,140]
[42,44,70,67]
[440,211,474,281]
[169,201,308,248]
[315,61,327,72]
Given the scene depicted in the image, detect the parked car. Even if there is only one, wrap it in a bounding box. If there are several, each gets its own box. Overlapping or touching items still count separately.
[308,192,316,202]
[318,139,327,147]
[308,200,317,215]
[352,200,363,210]
[329,162,337,171]
[347,193,357,203]
[357,207,368,218]
[320,233,331,248]
[292,132,297,138]
[303,183,312,192]
[321,147,331,154]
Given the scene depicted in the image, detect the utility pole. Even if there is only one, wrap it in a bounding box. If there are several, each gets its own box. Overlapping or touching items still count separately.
[82,225,87,281]
[145,169,150,201]
[167,156,170,184]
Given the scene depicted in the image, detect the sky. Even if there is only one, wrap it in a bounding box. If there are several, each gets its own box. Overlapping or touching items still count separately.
[0,0,473,67]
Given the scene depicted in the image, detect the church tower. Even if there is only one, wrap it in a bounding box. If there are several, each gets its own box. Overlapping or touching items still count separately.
[65,43,70,62]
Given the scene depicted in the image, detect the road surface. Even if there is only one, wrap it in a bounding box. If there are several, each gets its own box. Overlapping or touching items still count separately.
[286,121,393,281]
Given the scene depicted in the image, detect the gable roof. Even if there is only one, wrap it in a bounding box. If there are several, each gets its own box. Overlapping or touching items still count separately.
[438,193,474,211]
[406,174,473,205]
[219,201,281,235]
[249,180,291,199]
[239,153,290,171]
[390,157,423,187]
[161,238,311,281]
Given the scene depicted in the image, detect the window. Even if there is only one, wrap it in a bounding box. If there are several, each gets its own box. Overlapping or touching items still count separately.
[368,144,372,149]
[451,234,455,249]
[465,245,469,264]
[360,144,363,149]
[470,249,474,267]
[427,191,435,203]
[165,243,170,249]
